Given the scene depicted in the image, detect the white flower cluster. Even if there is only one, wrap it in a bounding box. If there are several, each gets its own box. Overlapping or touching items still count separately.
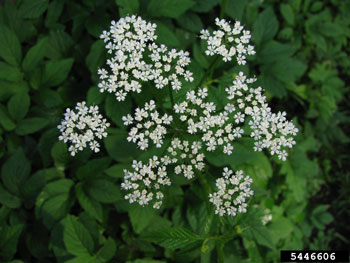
[225,72,298,161]
[168,138,205,179]
[121,156,174,209]
[262,208,273,225]
[56,16,299,214]
[98,15,193,101]
[174,88,242,155]
[209,168,253,216]
[122,100,173,150]
[200,18,255,64]
[121,137,206,208]
[121,71,298,208]
[58,102,110,156]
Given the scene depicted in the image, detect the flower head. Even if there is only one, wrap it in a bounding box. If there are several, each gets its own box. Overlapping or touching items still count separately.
[209,168,254,216]
[58,102,110,156]
[98,15,193,101]
[200,18,255,64]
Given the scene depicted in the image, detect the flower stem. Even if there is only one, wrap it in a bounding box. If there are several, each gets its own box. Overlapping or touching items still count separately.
[168,85,175,109]
[197,169,213,214]
[198,55,220,88]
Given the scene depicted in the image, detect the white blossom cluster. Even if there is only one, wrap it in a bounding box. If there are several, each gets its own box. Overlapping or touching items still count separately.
[98,15,193,101]
[200,18,255,64]
[168,138,205,179]
[253,204,273,225]
[174,88,242,155]
[121,71,298,208]
[225,72,298,161]
[58,102,110,156]
[56,16,299,215]
[262,208,273,225]
[122,100,173,150]
[209,168,253,216]
[121,137,206,208]
[121,156,174,209]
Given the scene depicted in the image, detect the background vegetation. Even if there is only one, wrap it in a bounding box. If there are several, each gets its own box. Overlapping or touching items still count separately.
[0,0,349,262]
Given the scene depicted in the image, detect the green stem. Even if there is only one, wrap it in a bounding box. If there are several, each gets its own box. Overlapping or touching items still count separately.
[216,239,225,263]
[168,84,175,109]
[197,169,213,214]
[197,55,220,88]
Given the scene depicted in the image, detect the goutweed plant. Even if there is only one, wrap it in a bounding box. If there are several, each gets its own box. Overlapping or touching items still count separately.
[58,15,298,217]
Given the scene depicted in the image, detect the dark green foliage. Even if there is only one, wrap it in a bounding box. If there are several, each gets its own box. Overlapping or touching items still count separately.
[0,0,348,262]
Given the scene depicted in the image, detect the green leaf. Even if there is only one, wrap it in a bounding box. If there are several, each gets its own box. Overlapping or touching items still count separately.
[87,86,105,106]
[15,117,50,135]
[141,227,201,249]
[241,153,272,190]
[241,208,274,249]
[206,139,261,167]
[260,75,287,98]
[116,0,139,16]
[105,95,132,127]
[280,4,295,26]
[7,92,30,121]
[225,0,247,21]
[190,0,218,13]
[19,0,49,19]
[129,205,156,234]
[318,212,333,225]
[312,205,334,227]
[76,157,112,181]
[21,170,46,202]
[0,105,16,131]
[104,164,130,178]
[86,40,106,74]
[0,25,21,66]
[85,14,110,38]
[193,42,210,69]
[268,217,294,245]
[35,179,73,228]
[86,179,122,203]
[51,141,70,170]
[0,62,23,82]
[45,0,65,28]
[155,22,181,48]
[104,133,140,162]
[148,0,195,19]
[1,148,30,195]
[281,161,306,203]
[253,7,279,45]
[177,12,203,33]
[37,89,63,108]
[258,41,295,63]
[42,58,74,87]
[22,37,48,72]
[75,183,103,222]
[46,30,74,59]
[95,237,116,263]
[318,22,345,38]
[0,224,24,261]
[63,215,95,257]
[0,184,21,209]
[269,58,307,83]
